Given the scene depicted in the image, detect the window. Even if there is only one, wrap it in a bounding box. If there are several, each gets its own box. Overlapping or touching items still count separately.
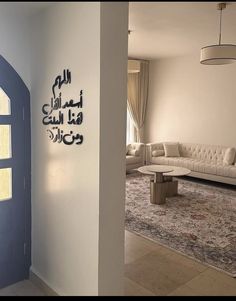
[126,108,135,145]
[0,125,12,159]
[0,87,12,202]
[0,168,12,201]
[0,88,11,115]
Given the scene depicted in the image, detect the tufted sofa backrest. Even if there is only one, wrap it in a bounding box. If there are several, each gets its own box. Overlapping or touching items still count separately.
[179,143,228,164]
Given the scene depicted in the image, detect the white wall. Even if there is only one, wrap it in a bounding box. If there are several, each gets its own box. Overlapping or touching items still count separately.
[0,3,30,88]
[30,2,128,296]
[30,2,100,295]
[145,53,236,147]
[99,2,128,295]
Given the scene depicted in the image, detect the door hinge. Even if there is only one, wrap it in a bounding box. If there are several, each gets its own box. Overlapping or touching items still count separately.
[23,107,25,120]
[24,177,26,190]
[24,243,26,255]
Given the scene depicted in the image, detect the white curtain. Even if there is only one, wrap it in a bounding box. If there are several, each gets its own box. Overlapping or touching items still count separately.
[126,108,135,144]
[127,60,149,143]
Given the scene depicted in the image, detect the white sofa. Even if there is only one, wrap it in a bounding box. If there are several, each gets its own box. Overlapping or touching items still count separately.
[146,142,236,185]
[126,143,145,172]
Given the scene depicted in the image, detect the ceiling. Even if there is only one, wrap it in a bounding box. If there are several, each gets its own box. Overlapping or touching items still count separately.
[2,2,236,60]
[128,2,236,60]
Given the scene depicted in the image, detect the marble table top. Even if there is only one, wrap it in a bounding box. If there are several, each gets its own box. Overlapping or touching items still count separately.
[138,165,191,177]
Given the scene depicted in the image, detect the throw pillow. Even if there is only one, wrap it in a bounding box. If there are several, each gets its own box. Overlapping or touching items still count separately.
[163,142,180,157]
[128,149,140,156]
[223,148,236,165]
[152,150,165,157]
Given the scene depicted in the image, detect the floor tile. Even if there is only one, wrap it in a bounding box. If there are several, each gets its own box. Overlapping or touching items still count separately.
[167,284,199,296]
[125,250,201,295]
[124,277,155,296]
[185,270,236,296]
[165,249,208,273]
[125,230,160,249]
[125,231,161,264]
[202,268,236,287]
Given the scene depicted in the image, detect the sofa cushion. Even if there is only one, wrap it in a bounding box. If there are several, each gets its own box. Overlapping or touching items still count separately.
[126,155,141,165]
[151,156,193,169]
[127,143,144,156]
[152,150,165,157]
[163,142,180,157]
[223,148,236,165]
[128,149,140,156]
[207,162,236,178]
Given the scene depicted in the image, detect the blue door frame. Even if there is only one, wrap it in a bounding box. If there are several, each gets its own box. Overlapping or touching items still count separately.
[0,55,31,288]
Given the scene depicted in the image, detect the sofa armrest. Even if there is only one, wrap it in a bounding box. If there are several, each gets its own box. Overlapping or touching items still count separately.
[146,142,164,164]
[126,143,145,165]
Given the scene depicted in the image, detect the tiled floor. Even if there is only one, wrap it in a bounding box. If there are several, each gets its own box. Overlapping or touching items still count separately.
[124,230,236,296]
[0,230,235,296]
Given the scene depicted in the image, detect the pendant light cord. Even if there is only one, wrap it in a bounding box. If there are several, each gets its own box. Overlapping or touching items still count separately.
[219,6,222,45]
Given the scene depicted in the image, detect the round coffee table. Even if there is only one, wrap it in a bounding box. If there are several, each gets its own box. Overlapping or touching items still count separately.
[138,165,174,182]
[138,165,191,205]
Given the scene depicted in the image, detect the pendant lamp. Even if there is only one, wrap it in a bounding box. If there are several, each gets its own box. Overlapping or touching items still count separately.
[200,3,236,65]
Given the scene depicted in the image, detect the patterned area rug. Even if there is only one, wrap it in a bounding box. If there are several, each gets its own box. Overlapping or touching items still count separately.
[125,173,236,277]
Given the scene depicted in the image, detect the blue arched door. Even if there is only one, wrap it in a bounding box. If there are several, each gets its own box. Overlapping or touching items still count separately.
[0,56,31,288]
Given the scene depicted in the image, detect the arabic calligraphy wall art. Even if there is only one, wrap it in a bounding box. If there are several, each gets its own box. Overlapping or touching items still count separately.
[42,69,84,145]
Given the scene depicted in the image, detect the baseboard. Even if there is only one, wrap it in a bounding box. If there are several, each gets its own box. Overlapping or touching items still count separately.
[29,269,59,296]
